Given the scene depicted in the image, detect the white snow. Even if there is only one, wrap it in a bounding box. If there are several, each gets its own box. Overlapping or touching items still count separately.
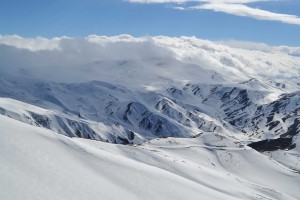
[1,34,300,199]
[1,115,300,200]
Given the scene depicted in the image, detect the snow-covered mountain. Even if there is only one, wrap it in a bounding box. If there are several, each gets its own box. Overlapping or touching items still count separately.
[1,35,300,199]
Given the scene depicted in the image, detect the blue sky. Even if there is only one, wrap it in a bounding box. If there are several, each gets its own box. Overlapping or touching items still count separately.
[0,0,300,46]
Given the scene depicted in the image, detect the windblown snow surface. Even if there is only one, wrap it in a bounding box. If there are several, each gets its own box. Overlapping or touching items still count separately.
[1,35,300,200]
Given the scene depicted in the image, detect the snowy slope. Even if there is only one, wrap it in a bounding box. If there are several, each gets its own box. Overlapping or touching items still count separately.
[1,115,300,200]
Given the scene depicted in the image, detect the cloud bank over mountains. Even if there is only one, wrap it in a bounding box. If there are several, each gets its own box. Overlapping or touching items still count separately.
[0,34,299,87]
[128,0,300,25]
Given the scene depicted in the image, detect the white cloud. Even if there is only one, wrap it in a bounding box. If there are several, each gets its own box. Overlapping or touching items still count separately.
[173,6,186,10]
[128,0,190,3]
[0,35,299,86]
[193,3,300,25]
[0,34,65,51]
[128,0,300,25]
[128,0,271,3]
[218,40,273,52]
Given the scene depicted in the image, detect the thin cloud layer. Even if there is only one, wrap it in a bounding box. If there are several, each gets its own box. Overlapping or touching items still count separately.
[129,0,271,3]
[193,3,300,25]
[128,0,300,25]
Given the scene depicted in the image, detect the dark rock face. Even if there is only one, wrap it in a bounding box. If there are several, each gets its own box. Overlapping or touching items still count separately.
[30,112,52,129]
[120,101,182,138]
[248,138,296,152]
[280,118,300,138]
[248,119,299,152]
